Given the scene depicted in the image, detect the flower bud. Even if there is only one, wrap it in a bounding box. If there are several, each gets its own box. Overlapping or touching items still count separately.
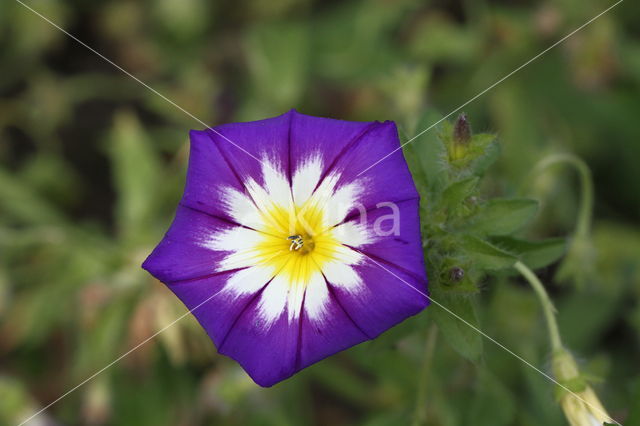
[453,113,471,145]
[449,113,471,162]
[552,349,614,426]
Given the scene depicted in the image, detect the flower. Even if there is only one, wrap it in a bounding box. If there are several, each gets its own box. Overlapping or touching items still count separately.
[553,349,613,426]
[142,110,429,386]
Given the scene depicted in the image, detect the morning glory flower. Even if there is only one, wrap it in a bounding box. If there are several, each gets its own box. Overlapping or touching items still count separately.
[143,110,428,386]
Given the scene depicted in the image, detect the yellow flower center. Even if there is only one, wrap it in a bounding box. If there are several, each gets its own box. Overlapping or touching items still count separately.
[253,198,342,285]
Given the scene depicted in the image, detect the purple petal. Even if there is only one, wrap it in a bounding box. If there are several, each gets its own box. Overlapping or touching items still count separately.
[182,130,246,222]
[327,256,429,338]
[336,198,427,280]
[206,111,292,186]
[289,111,374,180]
[216,299,299,387]
[327,120,419,208]
[143,206,229,283]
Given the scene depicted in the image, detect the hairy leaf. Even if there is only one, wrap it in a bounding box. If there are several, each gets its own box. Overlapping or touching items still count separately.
[462,236,518,270]
[441,176,479,213]
[489,236,567,269]
[431,293,483,362]
[466,198,539,236]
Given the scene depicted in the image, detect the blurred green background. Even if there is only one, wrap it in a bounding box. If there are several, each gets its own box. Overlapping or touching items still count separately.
[1,0,639,425]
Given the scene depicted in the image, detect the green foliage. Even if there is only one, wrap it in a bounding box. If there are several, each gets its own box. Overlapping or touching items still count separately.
[626,379,640,426]
[463,198,539,236]
[467,369,516,426]
[489,236,567,270]
[245,22,309,115]
[0,168,63,225]
[406,113,567,368]
[461,236,517,271]
[110,111,162,245]
[431,294,483,363]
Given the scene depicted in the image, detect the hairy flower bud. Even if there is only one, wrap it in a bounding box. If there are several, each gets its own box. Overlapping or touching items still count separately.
[449,113,472,162]
[453,113,471,145]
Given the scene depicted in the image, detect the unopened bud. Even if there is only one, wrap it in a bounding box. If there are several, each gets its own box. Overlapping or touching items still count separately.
[552,349,614,426]
[453,113,471,145]
[449,113,472,162]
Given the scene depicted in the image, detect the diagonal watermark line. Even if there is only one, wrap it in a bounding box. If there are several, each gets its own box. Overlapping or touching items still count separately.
[16,250,288,426]
[12,0,265,167]
[365,256,621,426]
[356,0,623,177]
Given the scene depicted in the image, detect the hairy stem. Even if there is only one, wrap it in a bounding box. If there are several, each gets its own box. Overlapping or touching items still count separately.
[514,261,563,352]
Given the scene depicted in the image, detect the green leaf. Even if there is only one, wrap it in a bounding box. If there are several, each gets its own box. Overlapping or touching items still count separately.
[109,110,162,244]
[489,236,567,269]
[441,176,479,212]
[431,293,483,362]
[462,236,518,270]
[466,198,539,236]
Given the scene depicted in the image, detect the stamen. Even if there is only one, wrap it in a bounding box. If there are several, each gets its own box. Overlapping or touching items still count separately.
[287,235,304,251]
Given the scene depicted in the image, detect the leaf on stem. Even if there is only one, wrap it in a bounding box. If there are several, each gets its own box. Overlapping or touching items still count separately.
[431,293,483,362]
[489,236,567,269]
[464,198,539,236]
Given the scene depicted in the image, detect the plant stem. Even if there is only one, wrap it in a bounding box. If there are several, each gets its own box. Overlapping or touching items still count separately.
[514,261,563,352]
[412,324,439,426]
[528,153,594,238]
